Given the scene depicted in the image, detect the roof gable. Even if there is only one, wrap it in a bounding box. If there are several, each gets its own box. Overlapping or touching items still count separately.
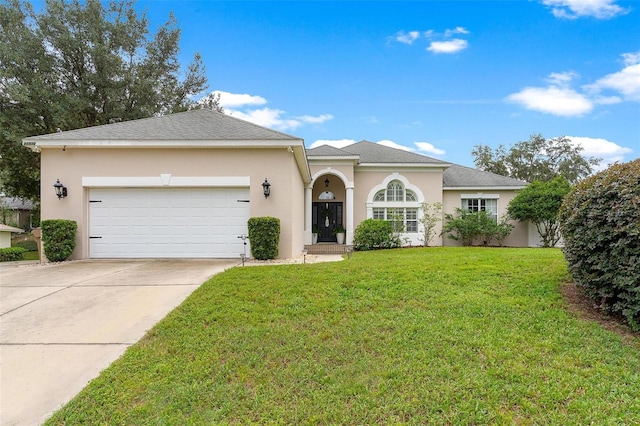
[23,109,299,142]
[307,140,449,166]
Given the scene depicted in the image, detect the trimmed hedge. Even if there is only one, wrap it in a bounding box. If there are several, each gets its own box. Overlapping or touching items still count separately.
[248,217,280,260]
[0,247,26,262]
[13,239,38,251]
[353,219,401,251]
[558,159,640,329]
[41,219,77,262]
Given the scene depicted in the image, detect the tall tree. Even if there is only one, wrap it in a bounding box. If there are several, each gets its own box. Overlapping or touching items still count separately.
[0,0,211,201]
[507,176,571,248]
[472,134,601,184]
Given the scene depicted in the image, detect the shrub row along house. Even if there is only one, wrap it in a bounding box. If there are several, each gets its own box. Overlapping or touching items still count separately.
[23,109,535,260]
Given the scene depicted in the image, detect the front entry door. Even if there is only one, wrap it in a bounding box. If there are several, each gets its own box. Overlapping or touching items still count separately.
[312,202,343,242]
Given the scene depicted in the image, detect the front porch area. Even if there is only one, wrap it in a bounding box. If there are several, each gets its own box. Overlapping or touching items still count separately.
[304,243,353,255]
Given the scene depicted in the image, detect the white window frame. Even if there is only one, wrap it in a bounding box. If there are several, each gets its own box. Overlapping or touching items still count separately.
[368,176,424,239]
[460,194,499,221]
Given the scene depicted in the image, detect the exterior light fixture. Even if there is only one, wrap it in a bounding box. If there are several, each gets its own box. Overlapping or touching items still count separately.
[262,178,271,198]
[53,179,67,199]
[324,177,330,187]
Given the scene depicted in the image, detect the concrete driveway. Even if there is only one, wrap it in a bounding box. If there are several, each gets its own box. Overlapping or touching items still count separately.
[0,258,237,426]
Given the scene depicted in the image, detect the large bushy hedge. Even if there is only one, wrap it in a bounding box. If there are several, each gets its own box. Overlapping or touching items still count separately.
[353,219,402,251]
[41,219,77,262]
[248,217,280,260]
[558,159,640,329]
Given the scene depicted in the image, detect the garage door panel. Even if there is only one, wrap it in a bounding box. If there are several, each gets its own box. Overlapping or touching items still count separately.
[89,188,250,258]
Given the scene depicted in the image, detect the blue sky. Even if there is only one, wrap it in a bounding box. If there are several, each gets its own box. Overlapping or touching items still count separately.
[140,0,639,168]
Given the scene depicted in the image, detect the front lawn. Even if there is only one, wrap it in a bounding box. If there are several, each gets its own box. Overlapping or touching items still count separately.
[46,248,640,425]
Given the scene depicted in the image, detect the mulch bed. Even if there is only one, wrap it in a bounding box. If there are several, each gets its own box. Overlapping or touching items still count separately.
[561,281,639,346]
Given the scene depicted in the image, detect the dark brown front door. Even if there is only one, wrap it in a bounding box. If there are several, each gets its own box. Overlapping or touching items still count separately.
[312,202,343,242]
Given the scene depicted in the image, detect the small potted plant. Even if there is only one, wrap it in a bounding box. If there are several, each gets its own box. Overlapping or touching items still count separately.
[312,225,320,244]
[332,225,346,244]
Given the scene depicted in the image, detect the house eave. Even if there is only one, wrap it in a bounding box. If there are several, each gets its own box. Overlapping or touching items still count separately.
[358,162,452,168]
[443,186,526,191]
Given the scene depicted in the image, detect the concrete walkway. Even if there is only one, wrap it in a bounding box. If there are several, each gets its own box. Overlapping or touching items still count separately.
[0,259,237,426]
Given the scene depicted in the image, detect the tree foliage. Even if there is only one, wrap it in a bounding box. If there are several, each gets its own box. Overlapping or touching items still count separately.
[0,0,211,201]
[558,159,640,329]
[507,176,571,248]
[472,134,601,184]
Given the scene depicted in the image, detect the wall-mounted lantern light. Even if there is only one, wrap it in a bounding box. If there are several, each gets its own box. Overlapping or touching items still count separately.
[53,179,67,199]
[324,177,330,187]
[262,178,271,198]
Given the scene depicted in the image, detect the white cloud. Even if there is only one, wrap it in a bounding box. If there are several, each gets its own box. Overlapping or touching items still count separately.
[309,139,357,149]
[444,26,469,37]
[623,52,640,66]
[542,0,628,19]
[395,30,420,45]
[566,136,633,168]
[228,107,301,130]
[414,142,446,156]
[209,90,333,131]
[507,86,593,116]
[427,39,468,54]
[213,90,267,108]
[547,71,579,86]
[392,28,470,54]
[377,140,413,151]
[509,52,640,116]
[296,114,334,124]
[583,55,640,102]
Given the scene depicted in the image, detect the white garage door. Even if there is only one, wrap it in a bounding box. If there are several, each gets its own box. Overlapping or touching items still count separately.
[89,188,250,258]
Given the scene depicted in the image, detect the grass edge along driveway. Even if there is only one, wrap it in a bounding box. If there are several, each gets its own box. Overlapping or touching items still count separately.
[46,248,640,425]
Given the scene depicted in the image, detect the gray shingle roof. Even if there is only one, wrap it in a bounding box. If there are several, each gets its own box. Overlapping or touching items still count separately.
[24,109,300,141]
[308,141,525,188]
[1,197,36,210]
[306,144,357,157]
[307,140,449,165]
[443,164,526,188]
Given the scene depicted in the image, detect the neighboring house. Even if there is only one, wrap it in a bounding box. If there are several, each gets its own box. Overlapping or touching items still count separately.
[1,197,36,230]
[0,224,24,249]
[23,109,528,260]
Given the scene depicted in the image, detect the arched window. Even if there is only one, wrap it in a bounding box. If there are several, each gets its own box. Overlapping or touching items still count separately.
[371,180,418,232]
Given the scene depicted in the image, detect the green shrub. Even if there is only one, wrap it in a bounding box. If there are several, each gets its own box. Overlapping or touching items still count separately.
[41,219,77,262]
[442,209,513,246]
[0,247,26,262]
[13,239,38,251]
[558,159,640,329]
[248,217,280,260]
[353,219,402,251]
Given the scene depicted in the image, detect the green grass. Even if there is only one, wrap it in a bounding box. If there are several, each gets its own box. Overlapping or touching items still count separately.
[46,248,640,425]
[22,251,39,261]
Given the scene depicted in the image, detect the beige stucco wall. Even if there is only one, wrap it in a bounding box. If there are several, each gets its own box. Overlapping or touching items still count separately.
[40,147,304,259]
[0,231,11,249]
[308,162,447,246]
[442,190,528,247]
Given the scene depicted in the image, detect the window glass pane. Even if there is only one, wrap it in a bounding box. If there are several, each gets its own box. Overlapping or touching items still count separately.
[373,208,385,220]
[462,198,480,212]
[406,208,418,233]
[374,190,385,202]
[405,190,416,201]
[387,181,404,202]
[485,199,498,220]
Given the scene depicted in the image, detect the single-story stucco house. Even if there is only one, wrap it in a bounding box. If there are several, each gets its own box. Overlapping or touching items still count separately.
[23,109,532,260]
